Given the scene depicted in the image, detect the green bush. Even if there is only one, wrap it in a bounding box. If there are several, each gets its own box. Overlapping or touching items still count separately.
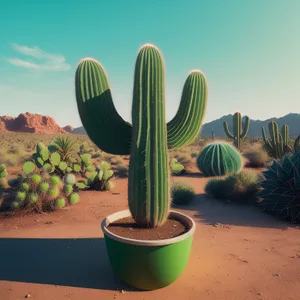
[205,169,260,203]
[171,181,196,206]
[242,143,271,168]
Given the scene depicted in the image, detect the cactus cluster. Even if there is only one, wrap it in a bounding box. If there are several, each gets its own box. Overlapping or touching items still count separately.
[0,164,8,188]
[75,44,207,228]
[170,158,186,176]
[258,150,300,223]
[72,153,95,175]
[262,121,292,159]
[78,161,114,191]
[197,141,243,177]
[1,163,80,212]
[33,142,72,176]
[223,112,250,149]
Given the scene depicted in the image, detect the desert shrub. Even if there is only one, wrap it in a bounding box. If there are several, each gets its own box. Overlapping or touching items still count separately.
[197,141,243,176]
[0,164,8,189]
[50,136,77,162]
[110,156,124,165]
[171,181,196,206]
[0,163,80,213]
[91,151,101,159]
[242,143,271,168]
[170,158,186,176]
[204,169,260,203]
[114,164,128,178]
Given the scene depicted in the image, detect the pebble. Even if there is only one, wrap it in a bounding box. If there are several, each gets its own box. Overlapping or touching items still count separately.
[121,290,126,294]
[25,294,31,298]
[273,273,281,277]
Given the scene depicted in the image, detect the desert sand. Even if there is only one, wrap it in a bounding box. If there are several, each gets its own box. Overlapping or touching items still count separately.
[0,172,299,300]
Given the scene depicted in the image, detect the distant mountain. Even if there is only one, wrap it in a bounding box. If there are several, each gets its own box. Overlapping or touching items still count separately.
[1,112,299,137]
[201,113,300,137]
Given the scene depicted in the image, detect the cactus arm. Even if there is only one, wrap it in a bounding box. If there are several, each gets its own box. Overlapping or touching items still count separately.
[240,116,250,138]
[166,71,207,149]
[223,121,234,139]
[75,59,132,155]
[281,125,289,146]
[233,113,241,148]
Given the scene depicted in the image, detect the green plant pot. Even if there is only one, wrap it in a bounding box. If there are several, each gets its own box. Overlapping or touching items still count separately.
[101,210,196,290]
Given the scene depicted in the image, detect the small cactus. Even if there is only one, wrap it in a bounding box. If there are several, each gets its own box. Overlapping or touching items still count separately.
[63,174,76,185]
[48,188,60,200]
[39,182,50,192]
[197,141,243,176]
[50,175,61,186]
[31,174,42,185]
[262,121,292,159]
[64,184,73,195]
[28,193,39,203]
[55,197,66,209]
[20,182,30,192]
[69,193,80,204]
[16,191,27,202]
[223,112,250,148]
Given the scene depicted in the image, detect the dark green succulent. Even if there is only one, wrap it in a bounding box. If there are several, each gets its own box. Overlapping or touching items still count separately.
[258,151,300,223]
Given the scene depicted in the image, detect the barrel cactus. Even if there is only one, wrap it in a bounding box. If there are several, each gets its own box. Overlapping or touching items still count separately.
[258,151,300,223]
[75,43,207,228]
[223,112,250,148]
[197,141,243,177]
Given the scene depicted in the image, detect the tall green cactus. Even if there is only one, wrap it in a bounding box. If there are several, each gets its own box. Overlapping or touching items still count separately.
[262,121,292,159]
[75,44,207,228]
[223,112,250,148]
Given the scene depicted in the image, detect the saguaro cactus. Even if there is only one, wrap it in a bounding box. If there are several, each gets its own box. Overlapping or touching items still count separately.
[223,112,250,148]
[262,121,292,159]
[75,44,207,228]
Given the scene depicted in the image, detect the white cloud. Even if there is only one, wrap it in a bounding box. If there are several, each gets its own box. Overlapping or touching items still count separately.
[4,43,71,71]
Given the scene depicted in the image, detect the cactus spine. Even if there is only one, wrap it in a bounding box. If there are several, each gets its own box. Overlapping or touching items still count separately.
[223,112,250,148]
[75,44,207,228]
[262,121,292,159]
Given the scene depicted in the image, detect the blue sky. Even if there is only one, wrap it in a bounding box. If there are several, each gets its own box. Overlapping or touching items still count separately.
[0,0,299,127]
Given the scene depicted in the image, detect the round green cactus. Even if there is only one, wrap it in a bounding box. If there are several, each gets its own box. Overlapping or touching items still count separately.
[31,174,42,185]
[39,181,50,192]
[69,193,80,204]
[55,197,66,209]
[20,182,30,192]
[28,193,39,203]
[50,175,61,186]
[63,184,73,195]
[63,174,76,185]
[197,141,243,177]
[48,188,60,199]
[11,201,21,209]
[16,191,27,201]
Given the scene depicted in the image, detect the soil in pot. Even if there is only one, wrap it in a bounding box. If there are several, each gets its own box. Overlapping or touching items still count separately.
[107,216,191,240]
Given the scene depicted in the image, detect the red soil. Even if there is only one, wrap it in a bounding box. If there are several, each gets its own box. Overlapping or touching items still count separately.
[0,173,299,300]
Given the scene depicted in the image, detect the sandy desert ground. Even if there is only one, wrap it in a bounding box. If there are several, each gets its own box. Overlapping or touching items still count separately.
[0,171,300,300]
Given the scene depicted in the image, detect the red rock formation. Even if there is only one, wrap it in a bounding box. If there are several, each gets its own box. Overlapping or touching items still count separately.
[0,112,67,134]
[63,125,74,133]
